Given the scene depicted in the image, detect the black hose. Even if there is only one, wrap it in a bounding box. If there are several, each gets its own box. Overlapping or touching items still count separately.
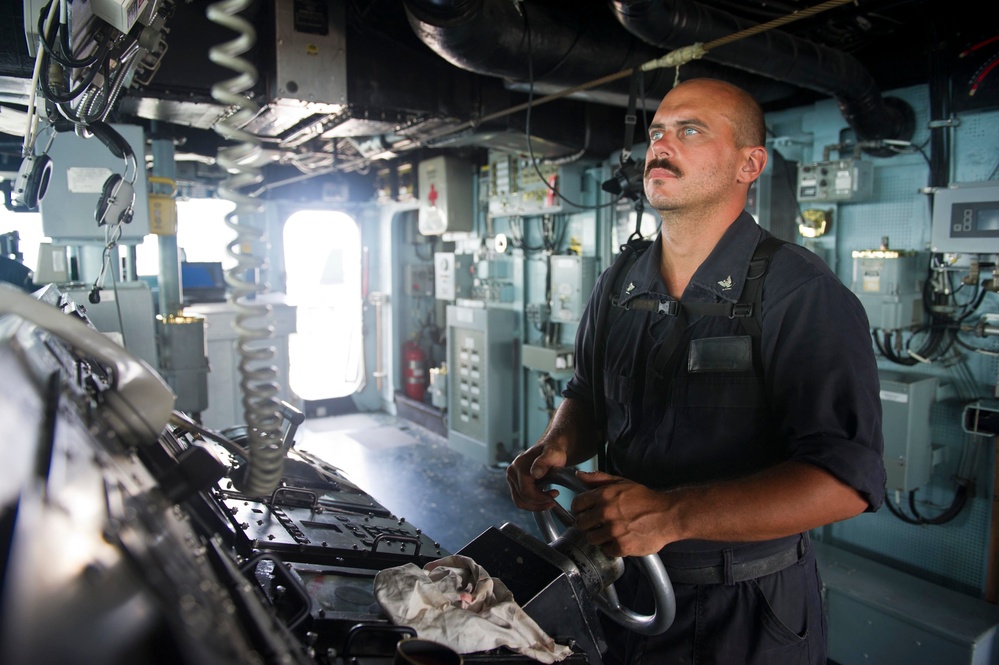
[887,484,969,526]
[908,483,969,525]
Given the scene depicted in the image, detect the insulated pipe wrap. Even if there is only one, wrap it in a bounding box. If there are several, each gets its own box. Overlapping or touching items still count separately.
[611,0,915,144]
[404,0,659,84]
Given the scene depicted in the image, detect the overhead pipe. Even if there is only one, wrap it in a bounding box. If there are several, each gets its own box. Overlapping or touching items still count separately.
[610,0,915,147]
[403,0,661,87]
[402,0,798,110]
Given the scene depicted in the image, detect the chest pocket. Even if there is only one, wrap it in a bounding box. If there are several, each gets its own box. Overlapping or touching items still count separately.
[661,337,773,484]
[680,335,765,409]
[688,335,753,373]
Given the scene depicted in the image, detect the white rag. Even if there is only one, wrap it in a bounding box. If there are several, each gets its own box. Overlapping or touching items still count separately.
[373,554,572,663]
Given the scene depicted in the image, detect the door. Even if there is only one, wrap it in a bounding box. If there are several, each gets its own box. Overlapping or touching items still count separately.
[283,209,364,400]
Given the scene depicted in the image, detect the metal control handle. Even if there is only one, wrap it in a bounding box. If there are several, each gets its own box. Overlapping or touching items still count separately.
[535,467,677,635]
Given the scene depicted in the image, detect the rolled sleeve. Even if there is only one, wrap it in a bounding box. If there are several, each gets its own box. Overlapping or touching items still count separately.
[763,256,886,511]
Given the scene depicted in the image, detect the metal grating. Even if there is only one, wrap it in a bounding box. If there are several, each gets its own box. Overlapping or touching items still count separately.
[824,403,994,596]
[767,86,999,598]
[955,112,999,182]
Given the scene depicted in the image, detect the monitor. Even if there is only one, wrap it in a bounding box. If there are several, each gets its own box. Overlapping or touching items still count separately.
[181,261,226,304]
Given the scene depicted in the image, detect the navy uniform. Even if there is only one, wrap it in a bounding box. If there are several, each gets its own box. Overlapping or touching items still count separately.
[563,212,886,664]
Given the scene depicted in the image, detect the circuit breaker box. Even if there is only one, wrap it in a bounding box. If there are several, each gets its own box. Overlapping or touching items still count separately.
[797,158,874,202]
[850,250,924,331]
[484,151,585,216]
[418,156,474,236]
[446,306,518,465]
[434,252,475,301]
[879,370,938,493]
[550,255,596,323]
[40,124,150,243]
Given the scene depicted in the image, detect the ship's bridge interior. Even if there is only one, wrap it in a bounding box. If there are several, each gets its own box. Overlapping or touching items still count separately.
[2,1,999,664]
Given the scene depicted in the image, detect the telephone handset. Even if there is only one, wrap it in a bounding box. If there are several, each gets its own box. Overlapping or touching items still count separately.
[0,286,175,446]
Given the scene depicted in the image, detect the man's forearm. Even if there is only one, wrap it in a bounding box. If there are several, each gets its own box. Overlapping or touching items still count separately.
[545,397,603,466]
[664,461,868,544]
[573,460,870,557]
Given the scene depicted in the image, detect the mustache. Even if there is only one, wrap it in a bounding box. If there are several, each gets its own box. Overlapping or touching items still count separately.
[645,159,682,178]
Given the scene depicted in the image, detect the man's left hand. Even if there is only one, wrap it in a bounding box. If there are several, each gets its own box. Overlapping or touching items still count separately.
[569,470,675,557]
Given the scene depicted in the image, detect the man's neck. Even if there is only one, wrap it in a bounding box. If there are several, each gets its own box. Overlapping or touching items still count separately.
[657,206,743,299]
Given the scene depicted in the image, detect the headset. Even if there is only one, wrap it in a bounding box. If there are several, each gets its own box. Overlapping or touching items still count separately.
[90,122,137,228]
[11,153,54,210]
[84,123,138,304]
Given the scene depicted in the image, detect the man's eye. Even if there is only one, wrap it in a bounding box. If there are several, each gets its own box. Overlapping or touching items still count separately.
[650,130,664,141]
[683,127,699,136]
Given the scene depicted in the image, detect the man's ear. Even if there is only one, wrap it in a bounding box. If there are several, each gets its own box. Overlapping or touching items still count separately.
[737,146,768,184]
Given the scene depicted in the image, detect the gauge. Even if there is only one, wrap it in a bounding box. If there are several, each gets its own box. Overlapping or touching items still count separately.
[953,33,999,112]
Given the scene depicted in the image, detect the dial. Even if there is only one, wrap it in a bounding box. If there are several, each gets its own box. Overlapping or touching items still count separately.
[953,34,999,112]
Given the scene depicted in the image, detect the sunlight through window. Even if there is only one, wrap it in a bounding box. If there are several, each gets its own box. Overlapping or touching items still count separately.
[284,209,364,400]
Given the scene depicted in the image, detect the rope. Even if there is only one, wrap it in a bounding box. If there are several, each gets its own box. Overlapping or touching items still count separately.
[703,0,855,51]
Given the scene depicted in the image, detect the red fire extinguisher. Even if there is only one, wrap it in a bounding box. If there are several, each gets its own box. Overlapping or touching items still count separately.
[402,340,428,401]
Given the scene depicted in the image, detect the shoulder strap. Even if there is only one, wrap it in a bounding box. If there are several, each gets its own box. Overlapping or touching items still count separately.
[734,236,784,341]
[650,235,785,377]
[593,239,650,472]
[593,236,784,469]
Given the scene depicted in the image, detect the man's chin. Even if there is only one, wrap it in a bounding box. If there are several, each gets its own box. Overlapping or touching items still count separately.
[646,196,679,212]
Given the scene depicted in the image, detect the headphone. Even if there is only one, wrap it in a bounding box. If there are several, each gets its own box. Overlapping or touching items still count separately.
[90,123,137,227]
[11,153,53,210]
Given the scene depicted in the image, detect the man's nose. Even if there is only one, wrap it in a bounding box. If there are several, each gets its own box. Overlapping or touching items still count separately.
[649,135,673,159]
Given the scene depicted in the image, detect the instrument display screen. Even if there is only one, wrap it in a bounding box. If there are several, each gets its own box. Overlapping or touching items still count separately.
[949,202,999,237]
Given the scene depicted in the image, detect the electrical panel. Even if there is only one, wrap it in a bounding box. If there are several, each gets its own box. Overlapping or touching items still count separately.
[879,370,938,493]
[446,306,518,465]
[472,258,516,303]
[39,124,150,244]
[91,0,150,34]
[434,252,475,301]
[405,264,434,297]
[797,159,874,203]
[930,181,999,253]
[850,250,924,330]
[550,255,596,323]
[818,543,999,665]
[418,156,474,236]
[484,152,584,216]
[272,0,347,108]
[522,344,574,375]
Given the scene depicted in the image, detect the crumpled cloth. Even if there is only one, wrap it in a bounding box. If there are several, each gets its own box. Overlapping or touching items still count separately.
[373,554,572,663]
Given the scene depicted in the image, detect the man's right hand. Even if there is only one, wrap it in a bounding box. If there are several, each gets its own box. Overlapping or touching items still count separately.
[506,443,568,512]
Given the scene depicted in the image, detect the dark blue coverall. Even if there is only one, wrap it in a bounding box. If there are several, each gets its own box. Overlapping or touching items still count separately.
[563,212,886,664]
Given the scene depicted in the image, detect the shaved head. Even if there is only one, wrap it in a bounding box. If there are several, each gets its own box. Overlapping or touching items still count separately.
[670,79,767,148]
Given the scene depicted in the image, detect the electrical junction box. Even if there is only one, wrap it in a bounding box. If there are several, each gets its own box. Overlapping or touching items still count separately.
[879,370,938,493]
[91,0,149,34]
[550,255,596,323]
[850,249,924,330]
[418,156,474,236]
[930,181,999,254]
[817,542,999,665]
[446,306,518,465]
[522,344,574,376]
[272,0,346,107]
[40,124,150,244]
[797,158,874,203]
[485,151,585,216]
[434,252,475,301]
[405,264,434,297]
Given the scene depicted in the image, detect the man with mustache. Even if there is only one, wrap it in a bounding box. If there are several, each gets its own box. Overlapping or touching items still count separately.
[507,79,885,664]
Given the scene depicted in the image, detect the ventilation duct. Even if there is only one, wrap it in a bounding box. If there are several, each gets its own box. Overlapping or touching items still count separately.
[403,0,798,112]
[610,0,915,147]
[405,0,913,151]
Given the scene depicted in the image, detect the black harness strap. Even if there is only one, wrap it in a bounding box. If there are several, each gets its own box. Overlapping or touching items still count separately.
[592,236,786,470]
[648,235,785,377]
[593,239,652,472]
